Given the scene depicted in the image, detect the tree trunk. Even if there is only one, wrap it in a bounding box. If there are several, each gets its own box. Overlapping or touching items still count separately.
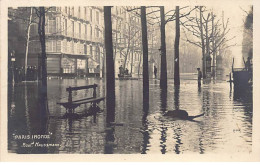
[212,12,216,79]
[141,6,149,107]
[123,25,132,70]
[114,11,118,60]
[205,14,210,77]
[104,6,115,123]
[160,6,167,89]
[25,7,33,80]
[130,39,134,74]
[174,6,180,86]
[37,7,49,118]
[199,7,206,79]
[38,7,47,95]
[138,52,142,77]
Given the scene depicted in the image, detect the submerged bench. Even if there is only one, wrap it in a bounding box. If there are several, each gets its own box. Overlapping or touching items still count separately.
[57,84,105,114]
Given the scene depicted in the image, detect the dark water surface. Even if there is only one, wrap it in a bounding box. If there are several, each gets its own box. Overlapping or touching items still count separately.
[8,77,252,154]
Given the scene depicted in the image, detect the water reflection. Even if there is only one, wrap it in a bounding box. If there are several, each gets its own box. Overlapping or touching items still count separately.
[104,84,115,154]
[141,79,150,154]
[141,101,149,154]
[8,78,253,154]
[160,88,167,112]
[174,127,182,154]
[104,125,115,154]
[173,86,183,154]
[159,88,167,154]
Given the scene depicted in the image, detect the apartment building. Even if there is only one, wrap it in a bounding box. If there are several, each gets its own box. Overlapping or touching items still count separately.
[26,6,103,77]
[9,6,160,78]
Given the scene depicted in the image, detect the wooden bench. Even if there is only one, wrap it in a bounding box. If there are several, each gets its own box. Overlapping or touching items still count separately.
[57,84,105,114]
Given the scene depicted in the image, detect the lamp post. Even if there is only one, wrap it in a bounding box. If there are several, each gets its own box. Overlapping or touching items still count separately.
[206,55,212,78]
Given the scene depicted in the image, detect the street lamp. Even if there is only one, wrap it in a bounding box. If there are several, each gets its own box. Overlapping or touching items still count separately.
[216,55,223,76]
[206,55,212,77]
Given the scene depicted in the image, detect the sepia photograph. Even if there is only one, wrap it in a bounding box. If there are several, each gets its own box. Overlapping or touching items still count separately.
[0,0,259,162]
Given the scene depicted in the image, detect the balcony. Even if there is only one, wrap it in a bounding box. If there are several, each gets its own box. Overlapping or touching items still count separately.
[92,37,103,44]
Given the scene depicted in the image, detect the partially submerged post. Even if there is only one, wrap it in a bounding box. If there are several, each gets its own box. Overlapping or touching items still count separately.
[104,6,115,124]
[141,6,149,109]
[174,6,180,86]
[160,6,167,89]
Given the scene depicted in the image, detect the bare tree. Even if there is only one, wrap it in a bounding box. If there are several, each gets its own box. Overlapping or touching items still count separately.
[35,7,47,93]
[33,7,50,119]
[182,7,235,78]
[149,6,197,85]
[24,8,33,80]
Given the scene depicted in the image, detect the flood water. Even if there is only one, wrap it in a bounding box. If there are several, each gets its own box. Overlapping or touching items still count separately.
[8,75,252,154]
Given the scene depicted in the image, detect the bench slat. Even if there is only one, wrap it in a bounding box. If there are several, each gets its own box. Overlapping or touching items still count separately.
[57,97,105,105]
[72,97,95,103]
[72,97,105,105]
[66,84,97,91]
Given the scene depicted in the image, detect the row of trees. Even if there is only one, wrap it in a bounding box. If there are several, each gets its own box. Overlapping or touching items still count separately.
[104,6,237,122]
[124,6,234,88]
[9,6,236,121]
[182,7,235,78]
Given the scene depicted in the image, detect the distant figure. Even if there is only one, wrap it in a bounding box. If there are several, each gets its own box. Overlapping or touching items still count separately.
[125,68,129,75]
[245,57,253,82]
[245,57,252,72]
[119,65,124,75]
[154,65,157,78]
[197,68,202,86]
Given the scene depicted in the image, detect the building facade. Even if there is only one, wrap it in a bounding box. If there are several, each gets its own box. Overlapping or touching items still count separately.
[8,6,160,78]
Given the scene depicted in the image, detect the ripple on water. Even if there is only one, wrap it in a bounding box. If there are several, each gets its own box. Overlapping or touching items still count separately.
[8,78,252,154]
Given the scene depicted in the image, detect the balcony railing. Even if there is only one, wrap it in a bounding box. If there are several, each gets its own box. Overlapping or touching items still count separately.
[92,37,103,43]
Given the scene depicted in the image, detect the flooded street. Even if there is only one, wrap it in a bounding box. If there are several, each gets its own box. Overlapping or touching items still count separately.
[8,75,252,154]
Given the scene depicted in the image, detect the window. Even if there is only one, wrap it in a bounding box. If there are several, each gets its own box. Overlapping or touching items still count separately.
[46,41,50,52]
[96,11,99,24]
[92,46,95,60]
[65,7,67,14]
[49,19,56,34]
[96,28,99,38]
[72,7,74,16]
[63,40,67,53]
[77,42,80,54]
[85,24,87,39]
[72,21,74,37]
[79,23,81,38]
[90,9,92,22]
[84,44,87,54]
[96,47,100,61]
[70,41,74,53]
[78,7,80,17]
[30,23,37,36]
[90,45,92,56]
[84,7,87,20]
[90,26,92,39]
[64,19,67,35]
